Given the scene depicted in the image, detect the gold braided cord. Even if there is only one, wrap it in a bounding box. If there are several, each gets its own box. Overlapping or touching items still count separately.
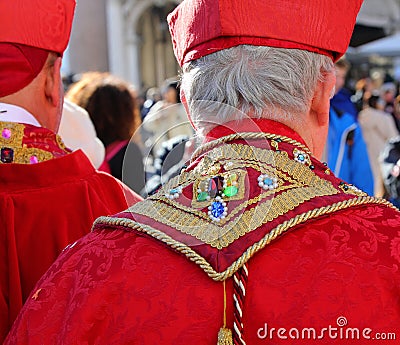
[191,132,312,162]
[94,196,397,282]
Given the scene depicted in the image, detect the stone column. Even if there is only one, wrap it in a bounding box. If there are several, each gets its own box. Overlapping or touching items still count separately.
[106,0,127,79]
[126,29,142,88]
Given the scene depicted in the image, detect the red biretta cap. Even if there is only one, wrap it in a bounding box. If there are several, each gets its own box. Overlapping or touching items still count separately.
[0,0,76,97]
[167,0,364,67]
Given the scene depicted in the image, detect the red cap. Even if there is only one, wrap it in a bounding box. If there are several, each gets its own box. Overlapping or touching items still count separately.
[0,0,76,97]
[0,0,76,55]
[0,44,49,97]
[168,0,363,66]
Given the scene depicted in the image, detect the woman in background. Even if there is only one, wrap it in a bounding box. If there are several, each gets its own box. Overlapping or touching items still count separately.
[67,73,145,194]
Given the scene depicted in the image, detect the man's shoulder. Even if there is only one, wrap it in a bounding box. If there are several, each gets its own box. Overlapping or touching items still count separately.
[305,201,400,239]
[0,149,139,213]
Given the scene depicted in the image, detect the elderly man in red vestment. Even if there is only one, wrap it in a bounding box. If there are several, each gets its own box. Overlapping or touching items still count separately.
[0,0,141,342]
[6,0,400,344]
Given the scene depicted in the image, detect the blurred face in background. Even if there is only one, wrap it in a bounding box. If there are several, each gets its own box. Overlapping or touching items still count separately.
[163,86,178,104]
[334,66,347,95]
[383,89,395,103]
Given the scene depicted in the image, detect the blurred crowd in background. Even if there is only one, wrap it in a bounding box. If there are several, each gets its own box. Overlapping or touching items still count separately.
[60,57,400,208]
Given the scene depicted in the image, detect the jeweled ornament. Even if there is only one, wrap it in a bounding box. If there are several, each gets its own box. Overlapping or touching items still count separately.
[222,173,239,197]
[208,196,228,222]
[208,176,223,198]
[2,128,11,139]
[197,191,209,202]
[30,155,39,164]
[165,186,182,200]
[293,148,311,165]
[1,147,14,163]
[258,174,278,190]
[223,185,238,197]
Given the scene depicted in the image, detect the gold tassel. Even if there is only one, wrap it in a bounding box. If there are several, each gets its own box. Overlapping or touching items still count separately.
[217,280,233,345]
[217,327,233,345]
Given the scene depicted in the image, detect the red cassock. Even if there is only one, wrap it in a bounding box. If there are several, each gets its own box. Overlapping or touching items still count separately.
[6,120,400,344]
[0,121,140,342]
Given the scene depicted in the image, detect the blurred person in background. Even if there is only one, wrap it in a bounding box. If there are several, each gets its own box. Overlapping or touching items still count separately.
[380,136,400,208]
[326,58,374,195]
[330,59,358,119]
[0,1,140,341]
[59,98,105,169]
[143,78,194,155]
[141,87,161,120]
[380,81,400,132]
[351,76,373,112]
[66,73,145,194]
[358,93,399,196]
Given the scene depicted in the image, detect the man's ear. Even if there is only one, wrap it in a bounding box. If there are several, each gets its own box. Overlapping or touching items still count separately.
[44,55,62,107]
[310,69,336,127]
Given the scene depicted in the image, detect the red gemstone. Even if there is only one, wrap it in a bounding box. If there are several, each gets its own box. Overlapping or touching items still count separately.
[1,147,14,163]
[208,176,224,198]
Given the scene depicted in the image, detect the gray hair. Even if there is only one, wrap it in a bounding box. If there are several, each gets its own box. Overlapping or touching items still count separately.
[181,45,334,134]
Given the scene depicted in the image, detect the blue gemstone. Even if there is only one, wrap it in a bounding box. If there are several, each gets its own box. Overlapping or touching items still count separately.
[211,201,225,218]
[298,154,305,161]
[169,189,178,195]
[263,178,273,186]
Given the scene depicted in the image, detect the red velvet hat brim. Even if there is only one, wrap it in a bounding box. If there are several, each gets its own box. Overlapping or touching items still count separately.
[0,44,49,97]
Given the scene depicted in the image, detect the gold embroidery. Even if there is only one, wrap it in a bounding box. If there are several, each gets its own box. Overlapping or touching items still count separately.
[270,139,279,151]
[339,183,367,197]
[95,197,397,281]
[129,144,339,249]
[14,147,53,164]
[56,134,70,153]
[191,132,312,162]
[0,121,66,164]
[0,122,24,147]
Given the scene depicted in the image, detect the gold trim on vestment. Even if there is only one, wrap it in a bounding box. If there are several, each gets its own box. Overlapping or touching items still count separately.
[128,144,340,249]
[0,121,67,164]
[94,197,397,281]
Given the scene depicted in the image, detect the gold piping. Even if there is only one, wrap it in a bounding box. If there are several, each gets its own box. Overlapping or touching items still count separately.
[94,196,396,281]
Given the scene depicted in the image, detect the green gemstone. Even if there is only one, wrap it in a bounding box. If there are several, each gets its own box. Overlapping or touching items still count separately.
[197,191,209,201]
[223,185,238,197]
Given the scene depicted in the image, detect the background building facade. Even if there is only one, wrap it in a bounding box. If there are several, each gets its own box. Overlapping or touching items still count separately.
[65,0,182,92]
[65,0,400,92]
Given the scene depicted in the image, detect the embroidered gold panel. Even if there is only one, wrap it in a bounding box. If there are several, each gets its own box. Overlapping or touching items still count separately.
[0,122,54,164]
[129,144,340,249]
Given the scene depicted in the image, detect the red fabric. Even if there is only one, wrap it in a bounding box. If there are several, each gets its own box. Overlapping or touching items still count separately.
[5,206,400,344]
[5,121,400,344]
[0,44,49,97]
[205,118,308,146]
[167,0,363,66]
[110,120,356,274]
[0,0,75,55]
[0,127,141,342]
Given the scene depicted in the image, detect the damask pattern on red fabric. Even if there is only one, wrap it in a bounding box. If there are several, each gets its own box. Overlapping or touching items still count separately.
[6,203,400,345]
[0,125,140,343]
[5,121,400,344]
